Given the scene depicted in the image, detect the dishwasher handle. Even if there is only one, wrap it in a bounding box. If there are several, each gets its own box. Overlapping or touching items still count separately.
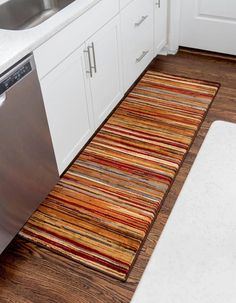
[0,93,6,107]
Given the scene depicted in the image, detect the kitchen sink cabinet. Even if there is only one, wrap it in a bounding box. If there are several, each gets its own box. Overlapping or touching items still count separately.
[34,0,120,80]
[86,16,123,128]
[36,16,123,174]
[33,0,168,174]
[154,0,168,55]
[39,45,94,174]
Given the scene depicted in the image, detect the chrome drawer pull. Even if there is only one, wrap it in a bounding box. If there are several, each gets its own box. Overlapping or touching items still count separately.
[136,50,149,63]
[135,15,148,27]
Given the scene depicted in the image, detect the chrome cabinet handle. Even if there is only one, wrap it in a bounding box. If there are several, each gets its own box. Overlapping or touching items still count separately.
[136,50,149,63]
[135,15,148,27]
[91,42,97,73]
[84,46,93,77]
[156,0,161,8]
[84,43,97,77]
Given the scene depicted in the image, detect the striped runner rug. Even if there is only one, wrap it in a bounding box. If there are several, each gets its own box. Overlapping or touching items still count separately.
[19,71,219,281]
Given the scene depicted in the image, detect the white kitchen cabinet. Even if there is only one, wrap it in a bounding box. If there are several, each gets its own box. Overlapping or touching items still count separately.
[154,0,168,55]
[33,0,168,175]
[86,16,123,128]
[37,16,123,174]
[121,0,154,92]
[40,44,94,174]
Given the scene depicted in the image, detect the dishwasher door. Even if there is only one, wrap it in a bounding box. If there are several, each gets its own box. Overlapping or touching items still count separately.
[0,55,59,253]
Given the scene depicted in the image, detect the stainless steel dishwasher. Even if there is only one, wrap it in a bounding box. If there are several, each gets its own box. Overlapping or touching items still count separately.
[0,54,59,253]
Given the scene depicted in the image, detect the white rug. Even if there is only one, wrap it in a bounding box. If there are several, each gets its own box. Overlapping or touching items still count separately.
[131,121,236,303]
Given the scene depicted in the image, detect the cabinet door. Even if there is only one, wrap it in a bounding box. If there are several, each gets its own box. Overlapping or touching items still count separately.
[180,0,236,55]
[40,44,94,174]
[154,0,168,55]
[121,0,154,92]
[86,16,123,128]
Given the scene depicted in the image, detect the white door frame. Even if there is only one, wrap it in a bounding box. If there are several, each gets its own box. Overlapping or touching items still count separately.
[166,0,181,54]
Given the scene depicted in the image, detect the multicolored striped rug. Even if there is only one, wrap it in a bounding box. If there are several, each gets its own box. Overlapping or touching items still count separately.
[19,71,219,281]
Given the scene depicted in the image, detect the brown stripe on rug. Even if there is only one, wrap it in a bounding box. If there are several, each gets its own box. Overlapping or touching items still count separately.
[19,71,220,281]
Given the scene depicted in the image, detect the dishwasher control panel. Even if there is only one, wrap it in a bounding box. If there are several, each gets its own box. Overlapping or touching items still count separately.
[0,61,32,95]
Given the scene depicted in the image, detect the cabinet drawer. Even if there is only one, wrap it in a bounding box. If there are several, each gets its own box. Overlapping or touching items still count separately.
[34,0,119,80]
[121,0,154,91]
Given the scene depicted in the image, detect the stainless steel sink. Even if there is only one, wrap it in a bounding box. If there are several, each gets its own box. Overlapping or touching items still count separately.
[0,0,75,30]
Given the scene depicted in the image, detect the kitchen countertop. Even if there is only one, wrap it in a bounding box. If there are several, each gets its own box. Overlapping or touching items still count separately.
[0,0,101,75]
[131,120,236,303]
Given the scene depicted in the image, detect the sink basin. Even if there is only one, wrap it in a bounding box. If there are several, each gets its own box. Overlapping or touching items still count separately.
[0,0,75,30]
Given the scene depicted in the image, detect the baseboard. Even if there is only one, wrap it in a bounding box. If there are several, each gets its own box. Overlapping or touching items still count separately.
[158,46,169,56]
[157,44,179,56]
[165,46,179,55]
[155,41,168,56]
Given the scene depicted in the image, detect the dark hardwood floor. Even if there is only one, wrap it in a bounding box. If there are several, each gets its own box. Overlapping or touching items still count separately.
[1,48,236,303]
